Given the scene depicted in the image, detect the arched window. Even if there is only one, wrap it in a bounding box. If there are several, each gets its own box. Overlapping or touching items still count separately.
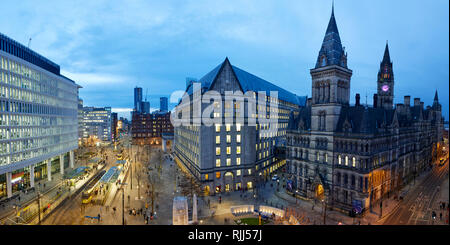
[338,155,342,165]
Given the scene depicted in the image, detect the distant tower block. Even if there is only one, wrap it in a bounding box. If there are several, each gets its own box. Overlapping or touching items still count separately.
[173,196,188,225]
[193,194,198,223]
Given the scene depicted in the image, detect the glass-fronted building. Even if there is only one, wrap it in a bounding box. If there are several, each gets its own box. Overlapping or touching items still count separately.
[0,32,78,198]
[80,106,112,142]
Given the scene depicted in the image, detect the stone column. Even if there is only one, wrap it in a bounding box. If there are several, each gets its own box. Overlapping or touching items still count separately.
[60,154,64,175]
[30,165,35,188]
[47,160,52,181]
[70,150,74,168]
[6,172,12,198]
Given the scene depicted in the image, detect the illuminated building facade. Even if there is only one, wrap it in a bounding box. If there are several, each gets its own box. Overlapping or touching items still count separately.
[0,32,78,198]
[286,7,444,214]
[80,106,112,143]
[173,58,307,195]
[131,111,173,145]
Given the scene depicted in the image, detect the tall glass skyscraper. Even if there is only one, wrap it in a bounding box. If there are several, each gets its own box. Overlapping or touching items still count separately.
[0,32,79,198]
[160,97,168,112]
[134,87,143,112]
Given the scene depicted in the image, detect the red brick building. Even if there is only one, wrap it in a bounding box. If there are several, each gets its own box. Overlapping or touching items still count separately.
[131,111,174,145]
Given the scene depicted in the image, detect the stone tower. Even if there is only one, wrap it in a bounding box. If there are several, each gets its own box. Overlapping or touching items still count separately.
[377,42,394,109]
[310,4,352,132]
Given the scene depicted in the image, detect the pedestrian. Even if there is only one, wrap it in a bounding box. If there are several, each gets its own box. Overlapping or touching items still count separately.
[98,213,101,223]
[440,212,443,221]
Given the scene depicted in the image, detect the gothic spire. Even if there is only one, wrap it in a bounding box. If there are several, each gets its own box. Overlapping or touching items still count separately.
[382,41,391,64]
[315,2,346,69]
[434,90,439,102]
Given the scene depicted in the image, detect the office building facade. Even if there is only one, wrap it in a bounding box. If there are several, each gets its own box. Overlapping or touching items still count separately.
[173,58,306,195]
[0,32,78,198]
[131,111,173,145]
[79,106,112,143]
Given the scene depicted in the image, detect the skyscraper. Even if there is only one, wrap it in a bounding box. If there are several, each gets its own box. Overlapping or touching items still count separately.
[160,97,168,112]
[140,101,150,114]
[134,87,143,112]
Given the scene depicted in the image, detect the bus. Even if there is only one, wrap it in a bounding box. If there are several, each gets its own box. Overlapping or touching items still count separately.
[81,170,106,204]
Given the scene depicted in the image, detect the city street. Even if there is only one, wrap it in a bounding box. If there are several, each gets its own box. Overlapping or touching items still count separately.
[383,158,449,225]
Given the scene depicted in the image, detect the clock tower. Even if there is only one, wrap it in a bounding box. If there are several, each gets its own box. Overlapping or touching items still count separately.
[377,42,394,109]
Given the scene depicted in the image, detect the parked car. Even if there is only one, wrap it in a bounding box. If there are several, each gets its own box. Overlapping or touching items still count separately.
[272,175,279,181]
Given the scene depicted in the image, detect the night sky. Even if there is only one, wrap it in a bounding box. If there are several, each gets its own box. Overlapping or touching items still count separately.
[1,0,448,120]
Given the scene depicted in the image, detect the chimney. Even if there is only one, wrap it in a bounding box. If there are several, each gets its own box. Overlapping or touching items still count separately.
[414,98,420,107]
[355,93,360,106]
[404,96,410,107]
[373,94,378,108]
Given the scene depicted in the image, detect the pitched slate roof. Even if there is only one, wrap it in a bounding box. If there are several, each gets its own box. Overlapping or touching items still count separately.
[315,5,346,69]
[186,58,307,106]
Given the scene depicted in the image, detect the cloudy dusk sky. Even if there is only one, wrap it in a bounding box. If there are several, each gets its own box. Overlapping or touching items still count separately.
[1,0,448,120]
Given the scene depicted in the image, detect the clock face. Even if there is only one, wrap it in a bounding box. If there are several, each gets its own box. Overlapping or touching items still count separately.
[382,84,389,92]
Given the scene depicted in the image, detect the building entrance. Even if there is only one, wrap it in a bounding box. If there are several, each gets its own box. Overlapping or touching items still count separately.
[316,184,324,200]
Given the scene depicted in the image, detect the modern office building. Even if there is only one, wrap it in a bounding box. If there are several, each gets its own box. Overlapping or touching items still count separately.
[285,7,444,214]
[131,111,173,145]
[173,58,307,195]
[134,87,143,113]
[79,106,112,143]
[77,98,84,141]
[160,97,168,112]
[0,32,78,198]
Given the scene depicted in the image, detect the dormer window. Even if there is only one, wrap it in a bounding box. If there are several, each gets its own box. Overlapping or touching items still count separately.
[321,55,327,67]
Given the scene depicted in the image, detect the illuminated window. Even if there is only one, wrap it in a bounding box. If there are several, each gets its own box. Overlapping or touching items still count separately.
[216,135,220,144]
[216,172,221,179]
[205,174,208,180]
[236,146,241,154]
[227,147,231,155]
[236,134,241,143]
[236,123,241,132]
[236,157,241,165]
[345,156,349,166]
[325,154,328,163]
[226,124,231,132]
[338,155,342,165]
[216,159,221,167]
[316,152,320,161]
[226,158,231,166]
[352,157,356,167]
[215,125,220,132]
[216,147,221,155]
[236,170,241,176]
[226,135,231,143]
[248,169,252,175]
